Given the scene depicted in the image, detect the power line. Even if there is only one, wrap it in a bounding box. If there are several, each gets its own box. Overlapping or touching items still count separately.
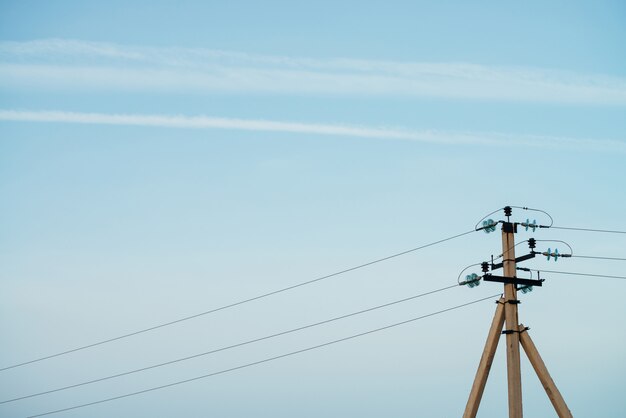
[1,229,476,372]
[551,226,626,234]
[509,205,554,227]
[2,283,460,404]
[534,239,573,256]
[474,206,554,231]
[24,293,499,418]
[534,269,626,280]
[570,255,626,261]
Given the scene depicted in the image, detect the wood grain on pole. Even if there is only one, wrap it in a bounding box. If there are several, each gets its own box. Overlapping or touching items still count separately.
[462,298,506,418]
[502,228,523,418]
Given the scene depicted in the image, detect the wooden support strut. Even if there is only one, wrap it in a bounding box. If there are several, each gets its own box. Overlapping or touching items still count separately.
[518,325,573,418]
[462,298,506,418]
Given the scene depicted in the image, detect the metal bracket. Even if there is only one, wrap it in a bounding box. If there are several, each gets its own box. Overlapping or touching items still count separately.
[502,222,517,233]
[483,274,544,287]
[491,252,536,271]
[502,326,530,335]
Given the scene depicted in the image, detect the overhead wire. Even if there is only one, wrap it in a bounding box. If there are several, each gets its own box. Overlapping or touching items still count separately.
[531,269,626,281]
[0,228,476,372]
[534,239,574,256]
[1,283,460,404]
[550,226,626,234]
[473,206,626,234]
[494,239,533,261]
[474,207,504,231]
[570,255,626,261]
[456,263,482,285]
[509,206,554,227]
[23,293,501,418]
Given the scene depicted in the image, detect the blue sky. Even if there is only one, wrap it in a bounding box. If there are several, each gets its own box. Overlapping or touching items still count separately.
[1,1,625,417]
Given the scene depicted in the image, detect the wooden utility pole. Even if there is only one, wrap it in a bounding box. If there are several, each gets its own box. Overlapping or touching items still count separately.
[462,206,573,418]
[502,221,523,417]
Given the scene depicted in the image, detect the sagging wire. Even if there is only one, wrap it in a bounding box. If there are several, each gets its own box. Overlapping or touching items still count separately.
[457,263,483,286]
[509,206,554,228]
[474,207,504,231]
[534,239,574,261]
[475,206,554,233]
[528,268,626,281]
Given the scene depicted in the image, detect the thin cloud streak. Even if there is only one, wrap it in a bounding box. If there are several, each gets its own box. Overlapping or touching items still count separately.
[1,110,624,152]
[1,39,626,104]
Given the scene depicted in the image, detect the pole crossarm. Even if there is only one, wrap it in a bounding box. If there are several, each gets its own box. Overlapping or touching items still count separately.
[482,274,543,287]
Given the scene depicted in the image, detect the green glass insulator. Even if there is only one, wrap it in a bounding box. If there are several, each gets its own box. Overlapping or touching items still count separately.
[521,286,533,294]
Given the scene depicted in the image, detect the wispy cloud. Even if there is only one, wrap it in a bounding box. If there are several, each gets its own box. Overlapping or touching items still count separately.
[1,109,624,152]
[1,39,626,104]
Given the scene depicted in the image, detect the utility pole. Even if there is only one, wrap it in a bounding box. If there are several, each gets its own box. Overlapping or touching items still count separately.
[461,206,573,418]
[501,208,523,417]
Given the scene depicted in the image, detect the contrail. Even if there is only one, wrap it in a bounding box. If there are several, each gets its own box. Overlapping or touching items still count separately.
[2,39,626,104]
[1,109,624,152]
